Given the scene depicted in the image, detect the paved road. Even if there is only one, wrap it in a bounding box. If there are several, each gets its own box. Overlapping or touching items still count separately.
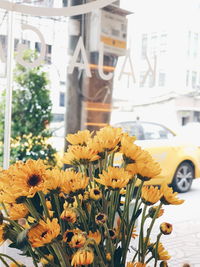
[153,179,200,267]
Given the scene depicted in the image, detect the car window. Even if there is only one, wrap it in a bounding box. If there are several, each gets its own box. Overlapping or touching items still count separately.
[142,123,174,140]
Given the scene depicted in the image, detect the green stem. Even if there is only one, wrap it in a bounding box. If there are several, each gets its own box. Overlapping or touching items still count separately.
[76,197,89,232]
[92,241,107,267]
[121,181,144,265]
[139,204,147,262]
[0,253,21,267]
[38,191,50,219]
[0,255,9,267]
[28,247,39,267]
[25,198,40,221]
[4,217,24,231]
[104,223,114,267]
[53,193,64,235]
[142,202,163,261]
[146,256,154,264]
[52,242,71,267]
[154,233,162,267]
[1,202,9,217]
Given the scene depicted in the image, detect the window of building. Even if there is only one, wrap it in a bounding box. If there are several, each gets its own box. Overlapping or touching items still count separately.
[193,33,198,58]
[141,34,147,59]
[59,92,65,107]
[150,33,157,57]
[22,39,30,48]
[45,44,52,64]
[192,71,197,88]
[160,33,167,54]
[0,35,7,53]
[186,70,189,87]
[35,42,41,53]
[187,31,191,56]
[158,72,165,87]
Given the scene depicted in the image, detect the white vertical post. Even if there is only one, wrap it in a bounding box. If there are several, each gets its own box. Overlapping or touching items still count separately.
[3,8,14,170]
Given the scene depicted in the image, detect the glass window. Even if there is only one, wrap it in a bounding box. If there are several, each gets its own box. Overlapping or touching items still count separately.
[158,72,166,87]
[59,92,65,107]
[142,122,174,140]
[192,71,197,88]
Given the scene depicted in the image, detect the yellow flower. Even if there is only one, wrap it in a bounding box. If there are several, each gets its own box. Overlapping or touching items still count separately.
[71,248,94,266]
[141,186,163,205]
[63,170,89,195]
[60,208,77,223]
[40,254,54,266]
[132,227,138,239]
[45,168,76,194]
[63,145,100,165]
[106,253,111,261]
[7,203,29,220]
[154,242,171,260]
[66,130,92,145]
[89,188,102,200]
[9,263,24,267]
[95,213,107,224]
[63,229,82,243]
[126,262,147,267]
[69,233,86,248]
[160,222,173,235]
[27,218,60,247]
[95,166,131,189]
[88,230,101,245]
[0,159,47,203]
[160,184,184,205]
[134,160,161,181]
[0,224,7,245]
[148,206,164,218]
[95,126,123,152]
[121,140,151,168]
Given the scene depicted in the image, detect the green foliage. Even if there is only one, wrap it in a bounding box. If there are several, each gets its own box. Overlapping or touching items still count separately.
[0,50,57,166]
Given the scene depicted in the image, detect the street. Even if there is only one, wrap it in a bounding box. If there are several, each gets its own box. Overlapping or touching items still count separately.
[153,179,200,267]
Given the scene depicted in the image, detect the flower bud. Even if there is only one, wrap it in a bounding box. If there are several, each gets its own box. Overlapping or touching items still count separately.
[160,222,173,235]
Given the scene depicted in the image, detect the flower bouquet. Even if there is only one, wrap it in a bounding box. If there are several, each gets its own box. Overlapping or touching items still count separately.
[0,126,184,267]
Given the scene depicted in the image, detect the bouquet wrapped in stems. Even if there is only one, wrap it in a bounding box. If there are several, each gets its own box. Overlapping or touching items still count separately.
[0,126,184,267]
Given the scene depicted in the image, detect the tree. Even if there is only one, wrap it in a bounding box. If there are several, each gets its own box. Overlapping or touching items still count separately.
[0,51,57,166]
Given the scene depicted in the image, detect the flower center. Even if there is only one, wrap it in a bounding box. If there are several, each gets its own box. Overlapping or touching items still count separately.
[94,189,100,195]
[41,230,48,238]
[27,174,42,187]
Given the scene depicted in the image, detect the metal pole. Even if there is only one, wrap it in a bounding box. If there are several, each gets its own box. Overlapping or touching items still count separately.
[3,8,14,170]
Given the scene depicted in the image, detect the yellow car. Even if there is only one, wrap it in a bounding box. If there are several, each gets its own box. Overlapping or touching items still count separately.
[114,121,200,193]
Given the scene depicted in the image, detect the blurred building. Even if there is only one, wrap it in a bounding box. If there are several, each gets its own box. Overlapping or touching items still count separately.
[0,0,68,127]
[112,0,200,129]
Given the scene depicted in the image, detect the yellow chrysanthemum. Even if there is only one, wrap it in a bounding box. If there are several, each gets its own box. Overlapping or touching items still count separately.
[63,229,82,243]
[121,139,151,165]
[7,203,29,220]
[0,159,47,203]
[130,160,161,181]
[95,126,123,152]
[0,224,7,245]
[89,187,102,200]
[95,213,107,224]
[27,218,60,247]
[95,166,131,189]
[154,242,171,260]
[60,208,77,223]
[141,186,163,205]
[88,230,101,245]
[66,130,92,145]
[126,262,147,267]
[63,145,100,165]
[71,248,94,266]
[160,184,184,205]
[44,168,78,194]
[160,222,173,235]
[63,170,89,195]
[69,233,86,248]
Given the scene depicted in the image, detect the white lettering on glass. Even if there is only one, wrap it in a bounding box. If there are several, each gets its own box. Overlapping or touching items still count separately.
[118,49,136,83]
[98,42,113,81]
[15,24,46,68]
[68,36,92,78]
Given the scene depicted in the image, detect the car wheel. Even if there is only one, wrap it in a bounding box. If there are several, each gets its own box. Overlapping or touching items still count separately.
[172,162,194,193]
